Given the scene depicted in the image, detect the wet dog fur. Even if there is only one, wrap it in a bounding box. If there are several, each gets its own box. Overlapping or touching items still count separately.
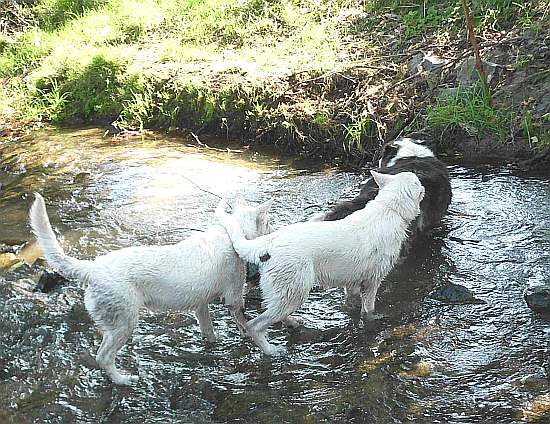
[315,137,451,237]
[29,194,272,385]
[216,171,425,355]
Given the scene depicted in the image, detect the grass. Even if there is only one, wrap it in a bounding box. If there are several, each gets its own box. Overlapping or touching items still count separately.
[0,0,549,161]
[427,85,513,141]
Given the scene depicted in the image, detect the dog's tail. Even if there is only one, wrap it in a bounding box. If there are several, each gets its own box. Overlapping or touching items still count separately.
[29,193,93,281]
[215,199,269,265]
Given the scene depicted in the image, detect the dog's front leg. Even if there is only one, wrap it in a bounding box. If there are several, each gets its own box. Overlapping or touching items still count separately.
[195,305,216,342]
[344,285,362,309]
[360,280,383,320]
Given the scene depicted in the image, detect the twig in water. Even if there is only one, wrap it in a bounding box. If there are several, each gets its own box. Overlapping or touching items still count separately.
[303,204,323,211]
[190,131,207,147]
[189,132,243,153]
[179,174,222,200]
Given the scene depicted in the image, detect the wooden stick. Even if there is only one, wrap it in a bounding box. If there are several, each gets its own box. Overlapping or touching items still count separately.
[461,0,492,104]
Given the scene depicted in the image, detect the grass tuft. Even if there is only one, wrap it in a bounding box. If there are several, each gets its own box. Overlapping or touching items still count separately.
[427,86,513,141]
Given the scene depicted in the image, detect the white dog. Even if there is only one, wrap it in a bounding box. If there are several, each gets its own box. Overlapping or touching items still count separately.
[29,194,272,385]
[216,171,425,355]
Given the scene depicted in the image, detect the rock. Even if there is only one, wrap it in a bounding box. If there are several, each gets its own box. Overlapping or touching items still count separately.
[524,284,550,313]
[430,283,485,304]
[0,252,23,273]
[436,87,460,100]
[456,56,499,86]
[34,270,67,293]
[409,52,446,76]
[72,172,91,184]
[103,122,123,136]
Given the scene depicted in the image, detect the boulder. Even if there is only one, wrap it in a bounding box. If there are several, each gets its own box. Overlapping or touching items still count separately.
[456,56,499,86]
[430,282,485,304]
[409,52,446,76]
[34,270,67,293]
[524,284,550,313]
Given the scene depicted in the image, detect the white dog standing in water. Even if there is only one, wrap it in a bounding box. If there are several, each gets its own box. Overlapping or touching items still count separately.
[216,171,425,355]
[29,194,272,385]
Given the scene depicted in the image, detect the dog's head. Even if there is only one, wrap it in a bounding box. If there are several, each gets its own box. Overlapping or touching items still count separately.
[379,137,435,168]
[371,170,425,221]
[227,197,273,240]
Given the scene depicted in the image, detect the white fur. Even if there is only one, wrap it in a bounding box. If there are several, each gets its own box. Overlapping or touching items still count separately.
[384,137,434,167]
[29,193,272,385]
[216,171,425,355]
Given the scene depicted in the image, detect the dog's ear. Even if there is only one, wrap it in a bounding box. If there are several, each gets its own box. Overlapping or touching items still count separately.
[370,170,394,188]
[257,198,274,214]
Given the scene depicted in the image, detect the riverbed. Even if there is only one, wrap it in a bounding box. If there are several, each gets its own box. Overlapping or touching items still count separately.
[0,128,549,423]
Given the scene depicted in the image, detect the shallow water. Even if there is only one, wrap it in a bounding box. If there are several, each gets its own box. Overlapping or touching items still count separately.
[0,128,548,423]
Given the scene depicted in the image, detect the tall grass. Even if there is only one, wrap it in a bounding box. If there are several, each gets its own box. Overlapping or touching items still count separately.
[427,86,513,141]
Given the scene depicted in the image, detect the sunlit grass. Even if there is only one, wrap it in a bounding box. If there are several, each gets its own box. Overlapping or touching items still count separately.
[0,0,546,144]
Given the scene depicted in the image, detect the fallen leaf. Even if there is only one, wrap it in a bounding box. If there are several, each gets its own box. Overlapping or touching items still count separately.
[399,361,432,378]
[0,252,24,272]
[17,240,44,266]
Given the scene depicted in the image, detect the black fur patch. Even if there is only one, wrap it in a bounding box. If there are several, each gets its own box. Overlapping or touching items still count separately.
[323,157,452,235]
[379,144,399,165]
[259,253,271,262]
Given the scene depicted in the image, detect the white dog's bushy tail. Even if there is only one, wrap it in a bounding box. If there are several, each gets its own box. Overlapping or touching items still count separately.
[215,200,268,265]
[29,193,92,281]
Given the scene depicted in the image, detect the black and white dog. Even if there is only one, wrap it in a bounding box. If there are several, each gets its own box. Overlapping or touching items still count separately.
[313,137,452,237]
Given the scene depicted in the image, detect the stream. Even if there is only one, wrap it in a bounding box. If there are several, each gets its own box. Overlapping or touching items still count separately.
[0,128,549,423]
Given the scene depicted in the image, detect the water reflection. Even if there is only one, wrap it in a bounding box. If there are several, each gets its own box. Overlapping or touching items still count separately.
[1,128,549,423]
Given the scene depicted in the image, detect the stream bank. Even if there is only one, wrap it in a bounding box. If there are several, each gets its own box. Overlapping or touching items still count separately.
[1,1,549,170]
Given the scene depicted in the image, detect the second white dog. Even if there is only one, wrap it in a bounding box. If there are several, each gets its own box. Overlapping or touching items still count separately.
[216,171,425,355]
[29,194,272,385]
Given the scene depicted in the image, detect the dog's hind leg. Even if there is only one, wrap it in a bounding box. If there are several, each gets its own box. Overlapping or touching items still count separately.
[247,310,289,356]
[248,266,313,355]
[195,304,216,342]
[85,283,140,385]
[96,323,138,385]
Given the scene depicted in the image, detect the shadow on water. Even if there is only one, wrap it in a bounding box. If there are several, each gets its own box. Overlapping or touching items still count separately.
[1,128,549,423]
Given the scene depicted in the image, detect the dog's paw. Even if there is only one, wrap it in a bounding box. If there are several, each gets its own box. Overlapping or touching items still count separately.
[263,344,287,357]
[362,312,386,322]
[204,333,217,343]
[112,373,139,386]
[282,315,304,328]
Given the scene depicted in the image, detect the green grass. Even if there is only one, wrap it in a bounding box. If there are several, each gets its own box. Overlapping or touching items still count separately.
[0,0,548,158]
[0,0,345,124]
[427,86,513,141]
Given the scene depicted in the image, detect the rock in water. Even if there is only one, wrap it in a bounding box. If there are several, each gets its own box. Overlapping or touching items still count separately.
[34,270,67,293]
[430,283,485,305]
[524,285,550,313]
